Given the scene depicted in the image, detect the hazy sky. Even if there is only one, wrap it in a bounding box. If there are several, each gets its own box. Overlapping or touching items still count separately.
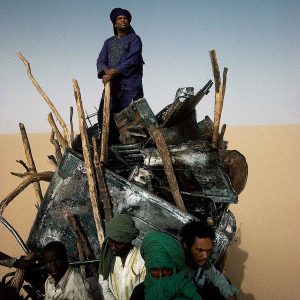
[1,0,299,133]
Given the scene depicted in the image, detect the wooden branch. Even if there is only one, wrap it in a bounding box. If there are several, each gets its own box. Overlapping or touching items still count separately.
[100,82,111,164]
[92,137,112,221]
[17,52,70,145]
[50,130,63,162]
[10,252,35,292]
[48,113,68,150]
[70,106,75,144]
[73,79,105,247]
[209,50,228,149]
[11,171,41,178]
[77,242,87,277]
[16,160,29,172]
[0,171,53,214]
[67,215,96,260]
[48,155,57,167]
[209,50,221,93]
[222,67,228,100]
[67,214,97,277]
[151,129,187,212]
[218,124,227,149]
[19,123,43,205]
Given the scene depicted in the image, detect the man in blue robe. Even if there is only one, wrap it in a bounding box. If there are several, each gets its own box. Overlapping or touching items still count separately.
[97,8,144,144]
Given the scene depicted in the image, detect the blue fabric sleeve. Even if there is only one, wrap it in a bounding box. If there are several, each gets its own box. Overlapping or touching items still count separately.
[205,266,238,299]
[97,41,109,79]
[115,35,142,77]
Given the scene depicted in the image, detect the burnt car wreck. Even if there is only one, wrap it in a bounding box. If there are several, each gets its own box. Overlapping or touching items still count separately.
[0,50,248,298]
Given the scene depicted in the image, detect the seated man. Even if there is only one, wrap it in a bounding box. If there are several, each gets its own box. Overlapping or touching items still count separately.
[42,241,93,300]
[180,221,238,300]
[130,232,201,300]
[98,214,145,300]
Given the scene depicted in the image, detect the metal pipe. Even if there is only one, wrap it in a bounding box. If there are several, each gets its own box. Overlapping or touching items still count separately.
[0,214,29,254]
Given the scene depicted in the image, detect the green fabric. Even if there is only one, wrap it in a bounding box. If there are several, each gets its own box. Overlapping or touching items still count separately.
[105,214,139,243]
[145,271,201,300]
[141,232,184,270]
[98,214,139,279]
[141,232,202,300]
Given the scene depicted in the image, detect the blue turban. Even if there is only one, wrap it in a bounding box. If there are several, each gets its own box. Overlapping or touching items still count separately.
[110,8,135,35]
[110,8,132,24]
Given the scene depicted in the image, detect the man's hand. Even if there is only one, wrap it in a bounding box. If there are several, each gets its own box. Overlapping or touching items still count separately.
[227,295,237,300]
[102,74,111,84]
[14,256,37,269]
[102,68,119,84]
[105,68,119,77]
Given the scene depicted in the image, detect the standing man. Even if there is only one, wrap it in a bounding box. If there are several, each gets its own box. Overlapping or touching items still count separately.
[98,214,146,300]
[42,241,93,300]
[97,8,144,144]
[180,221,238,300]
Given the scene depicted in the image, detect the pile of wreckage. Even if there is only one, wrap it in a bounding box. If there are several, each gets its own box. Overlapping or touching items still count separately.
[0,50,247,298]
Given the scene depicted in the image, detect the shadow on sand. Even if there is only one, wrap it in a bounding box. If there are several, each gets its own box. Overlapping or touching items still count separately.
[225,225,255,300]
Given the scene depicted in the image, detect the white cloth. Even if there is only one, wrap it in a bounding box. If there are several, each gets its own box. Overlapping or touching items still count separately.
[98,247,146,300]
[44,266,93,300]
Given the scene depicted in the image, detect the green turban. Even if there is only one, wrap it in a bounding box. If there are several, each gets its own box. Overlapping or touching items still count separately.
[141,232,184,270]
[99,214,139,279]
[106,213,139,243]
[141,232,201,300]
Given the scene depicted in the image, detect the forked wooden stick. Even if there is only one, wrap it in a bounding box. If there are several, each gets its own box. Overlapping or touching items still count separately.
[0,172,53,214]
[73,79,105,247]
[48,113,68,150]
[17,51,71,145]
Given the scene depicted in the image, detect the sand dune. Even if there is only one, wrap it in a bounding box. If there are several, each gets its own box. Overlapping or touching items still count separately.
[0,125,299,299]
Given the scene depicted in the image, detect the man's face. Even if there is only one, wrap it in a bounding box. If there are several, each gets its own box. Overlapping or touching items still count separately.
[189,237,213,267]
[108,238,132,257]
[43,249,68,282]
[115,15,129,31]
[150,268,173,279]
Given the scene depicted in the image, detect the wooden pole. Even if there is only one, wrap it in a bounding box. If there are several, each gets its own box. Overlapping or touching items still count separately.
[73,79,105,247]
[19,123,43,205]
[92,137,112,220]
[50,130,63,163]
[70,106,75,144]
[100,82,111,164]
[209,50,228,149]
[151,129,187,212]
[48,113,68,150]
[17,51,71,145]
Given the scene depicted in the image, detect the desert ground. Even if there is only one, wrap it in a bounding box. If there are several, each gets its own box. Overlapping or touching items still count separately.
[0,124,299,299]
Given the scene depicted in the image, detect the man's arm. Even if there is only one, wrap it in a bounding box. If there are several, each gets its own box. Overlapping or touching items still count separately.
[205,266,238,300]
[115,35,143,77]
[97,41,109,79]
[98,274,116,300]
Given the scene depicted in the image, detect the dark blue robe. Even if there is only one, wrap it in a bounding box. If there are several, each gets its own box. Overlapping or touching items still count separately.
[97,32,144,113]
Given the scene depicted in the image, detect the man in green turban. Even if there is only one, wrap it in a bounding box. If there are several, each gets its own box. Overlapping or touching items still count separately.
[98,214,146,300]
[130,232,202,300]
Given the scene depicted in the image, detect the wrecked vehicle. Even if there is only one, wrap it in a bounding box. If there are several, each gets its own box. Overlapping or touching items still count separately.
[0,50,248,298]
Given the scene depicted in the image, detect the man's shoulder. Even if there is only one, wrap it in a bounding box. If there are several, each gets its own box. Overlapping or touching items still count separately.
[105,35,116,43]
[127,32,142,41]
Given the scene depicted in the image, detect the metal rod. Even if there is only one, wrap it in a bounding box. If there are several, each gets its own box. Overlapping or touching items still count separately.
[0,215,29,254]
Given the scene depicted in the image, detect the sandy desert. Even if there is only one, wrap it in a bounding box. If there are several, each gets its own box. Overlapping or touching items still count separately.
[0,124,299,299]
